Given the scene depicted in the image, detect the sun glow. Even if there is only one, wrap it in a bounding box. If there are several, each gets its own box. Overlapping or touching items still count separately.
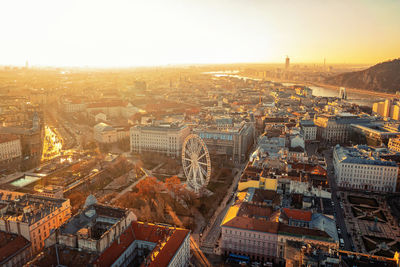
[1,0,399,67]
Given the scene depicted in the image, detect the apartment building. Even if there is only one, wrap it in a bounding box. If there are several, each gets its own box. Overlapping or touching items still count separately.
[388,137,400,153]
[333,145,398,192]
[0,134,22,171]
[300,120,317,141]
[0,190,71,253]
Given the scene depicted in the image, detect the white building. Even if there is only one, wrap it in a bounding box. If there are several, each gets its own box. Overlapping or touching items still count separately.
[62,99,86,113]
[300,120,317,141]
[130,123,190,157]
[94,123,118,143]
[333,145,398,192]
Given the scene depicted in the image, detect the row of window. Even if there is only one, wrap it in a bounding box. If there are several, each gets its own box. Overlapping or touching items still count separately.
[225,229,274,240]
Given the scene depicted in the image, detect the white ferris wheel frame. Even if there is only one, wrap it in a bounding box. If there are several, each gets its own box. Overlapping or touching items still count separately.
[181,134,211,193]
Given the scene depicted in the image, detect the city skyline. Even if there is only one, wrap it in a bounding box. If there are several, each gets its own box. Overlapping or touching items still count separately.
[1,0,400,67]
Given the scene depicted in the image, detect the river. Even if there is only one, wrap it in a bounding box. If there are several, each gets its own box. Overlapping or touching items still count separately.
[282,83,383,107]
[205,72,382,107]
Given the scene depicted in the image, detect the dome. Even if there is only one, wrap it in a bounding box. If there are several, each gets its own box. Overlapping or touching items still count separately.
[84,194,97,208]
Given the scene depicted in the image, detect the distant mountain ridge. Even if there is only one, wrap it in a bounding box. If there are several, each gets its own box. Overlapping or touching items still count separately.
[325,58,400,93]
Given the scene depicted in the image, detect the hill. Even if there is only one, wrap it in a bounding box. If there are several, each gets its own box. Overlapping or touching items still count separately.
[325,59,400,93]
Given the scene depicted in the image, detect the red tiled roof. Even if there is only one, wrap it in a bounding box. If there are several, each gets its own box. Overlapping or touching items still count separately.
[222,216,279,234]
[282,208,312,222]
[0,134,19,144]
[93,224,135,267]
[146,227,189,267]
[0,231,30,264]
[93,221,189,267]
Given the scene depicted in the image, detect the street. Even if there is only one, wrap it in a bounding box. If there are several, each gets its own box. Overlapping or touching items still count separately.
[200,165,244,254]
[323,149,354,251]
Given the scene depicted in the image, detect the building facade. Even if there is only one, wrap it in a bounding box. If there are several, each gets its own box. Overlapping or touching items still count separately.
[314,114,370,144]
[0,231,32,267]
[388,137,400,153]
[221,217,279,263]
[333,145,398,192]
[0,134,22,172]
[194,122,254,164]
[94,123,118,144]
[0,190,71,253]
[300,120,317,141]
[130,123,190,157]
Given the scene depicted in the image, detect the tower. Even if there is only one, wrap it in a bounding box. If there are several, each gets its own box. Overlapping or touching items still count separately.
[32,111,40,131]
[285,56,290,70]
[339,87,347,100]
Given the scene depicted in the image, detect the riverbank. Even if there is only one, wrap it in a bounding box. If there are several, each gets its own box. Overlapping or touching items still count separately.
[308,81,397,99]
[266,77,396,99]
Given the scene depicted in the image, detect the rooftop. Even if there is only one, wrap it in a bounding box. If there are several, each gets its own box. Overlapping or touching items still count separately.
[222,216,279,234]
[0,133,19,144]
[334,145,398,167]
[282,208,312,222]
[278,223,332,241]
[60,204,126,237]
[93,221,190,267]
[132,123,187,131]
[0,231,30,265]
[0,190,68,225]
[31,245,98,267]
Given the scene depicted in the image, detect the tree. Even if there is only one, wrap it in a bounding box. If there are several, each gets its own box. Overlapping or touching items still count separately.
[136,176,161,198]
[165,176,186,200]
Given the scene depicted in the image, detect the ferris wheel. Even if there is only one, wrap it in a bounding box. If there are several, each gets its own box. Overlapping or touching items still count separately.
[182,134,211,193]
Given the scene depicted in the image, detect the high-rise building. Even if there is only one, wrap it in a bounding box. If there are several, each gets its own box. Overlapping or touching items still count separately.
[339,87,347,100]
[372,99,400,120]
[285,56,290,70]
[384,99,392,118]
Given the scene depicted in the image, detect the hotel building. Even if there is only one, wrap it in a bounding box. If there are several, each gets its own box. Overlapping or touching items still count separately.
[130,123,190,157]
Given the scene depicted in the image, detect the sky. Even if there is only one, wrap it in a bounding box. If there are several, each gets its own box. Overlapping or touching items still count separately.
[1,0,399,67]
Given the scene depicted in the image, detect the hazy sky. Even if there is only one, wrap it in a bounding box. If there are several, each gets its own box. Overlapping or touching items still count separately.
[1,0,399,67]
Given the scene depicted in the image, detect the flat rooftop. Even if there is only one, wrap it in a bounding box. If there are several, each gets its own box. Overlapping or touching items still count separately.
[61,204,126,238]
